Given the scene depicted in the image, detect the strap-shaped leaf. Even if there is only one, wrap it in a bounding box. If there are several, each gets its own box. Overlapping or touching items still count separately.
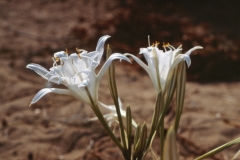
[134,124,141,149]
[163,126,179,160]
[133,123,148,160]
[145,91,163,151]
[174,61,186,132]
[107,45,127,150]
[126,106,132,155]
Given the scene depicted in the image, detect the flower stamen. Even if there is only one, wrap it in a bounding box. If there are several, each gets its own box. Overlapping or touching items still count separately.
[148,35,151,47]
[76,47,85,59]
[162,42,167,52]
[155,41,160,47]
[65,49,68,55]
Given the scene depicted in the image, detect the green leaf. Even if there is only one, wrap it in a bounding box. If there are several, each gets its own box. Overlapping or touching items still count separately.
[126,106,132,155]
[163,125,180,160]
[174,61,186,133]
[133,123,148,160]
[134,124,141,149]
[195,137,240,160]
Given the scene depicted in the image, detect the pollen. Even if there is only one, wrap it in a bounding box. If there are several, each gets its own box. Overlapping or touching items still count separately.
[151,41,160,47]
[155,41,160,47]
[76,47,83,59]
[54,57,60,63]
[65,48,68,54]
[162,42,170,48]
[162,42,166,48]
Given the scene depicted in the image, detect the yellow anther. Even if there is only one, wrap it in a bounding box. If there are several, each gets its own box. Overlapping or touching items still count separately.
[155,41,160,47]
[162,42,166,48]
[65,48,68,54]
[54,57,60,62]
[166,43,170,47]
[76,47,83,59]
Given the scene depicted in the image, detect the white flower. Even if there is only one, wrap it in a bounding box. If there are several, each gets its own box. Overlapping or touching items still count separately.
[89,99,138,128]
[27,35,130,106]
[125,43,202,92]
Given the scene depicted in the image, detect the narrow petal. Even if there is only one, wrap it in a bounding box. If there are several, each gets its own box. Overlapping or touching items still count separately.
[29,88,72,106]
[139,47,153,65]
[98,101,116,112]
[125,53,160,92]
[170,46,203,69]
[26,63,50,80]
[167,54,190,78]
[125,53,150,74]
[185,46,203,55]
[95,35,111,63]
[173,54,189,68]
[97,53,130,80]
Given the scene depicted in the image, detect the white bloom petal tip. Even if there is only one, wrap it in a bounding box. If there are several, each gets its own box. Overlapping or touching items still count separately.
[185,46,203,55]
[54,51,68,58]
[177,44,182,49]
[95,35,111,62]
[30,88,72,106]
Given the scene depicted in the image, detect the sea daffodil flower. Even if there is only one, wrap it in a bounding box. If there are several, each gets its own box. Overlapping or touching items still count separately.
[125,42,202,92]
[27,35,130,106]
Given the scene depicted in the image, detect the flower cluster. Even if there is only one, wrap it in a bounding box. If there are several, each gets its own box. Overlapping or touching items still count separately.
[26,35,207,160]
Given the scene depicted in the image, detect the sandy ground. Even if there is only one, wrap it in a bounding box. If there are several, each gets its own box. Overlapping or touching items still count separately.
[0,0,240,160]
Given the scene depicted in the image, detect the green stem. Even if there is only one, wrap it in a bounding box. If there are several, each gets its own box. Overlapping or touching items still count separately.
[84,87,127,157]
[106,45,129,159]
[144,92,162,151]
[107,48,128,151]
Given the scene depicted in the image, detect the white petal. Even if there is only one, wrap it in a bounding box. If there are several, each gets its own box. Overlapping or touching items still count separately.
[172,54,188,68]
[125,53,149,73]
[69,53,88,72]
[60,57,77,77]
[97,53,130,80]
[185,46,203,55]
[98,101,116,112]
[95,35,111,63]
[139,48,149,54]
[125,53,160,92]
[48,75,60,84]
[78,78,90,87]
[26,63,49,80]
[139,47,153,65]
[30,88,72,106]
[54,51,68,58]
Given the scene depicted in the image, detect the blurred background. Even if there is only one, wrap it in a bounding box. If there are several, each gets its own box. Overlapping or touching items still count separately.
[1,0,240,160]
[1,0,240,81]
